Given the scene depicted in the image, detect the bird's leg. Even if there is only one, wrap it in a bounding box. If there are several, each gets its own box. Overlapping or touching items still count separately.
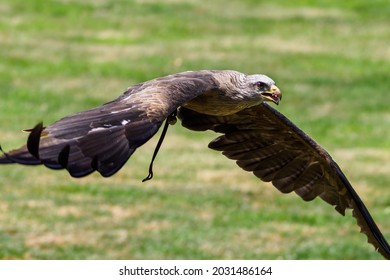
[142,110,177,182]
[167,110,177,125]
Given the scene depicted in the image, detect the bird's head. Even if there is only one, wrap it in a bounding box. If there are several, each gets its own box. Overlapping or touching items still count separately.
[245,74,282,105]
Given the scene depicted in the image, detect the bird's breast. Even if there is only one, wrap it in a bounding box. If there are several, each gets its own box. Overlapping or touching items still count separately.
[182,90,260,116]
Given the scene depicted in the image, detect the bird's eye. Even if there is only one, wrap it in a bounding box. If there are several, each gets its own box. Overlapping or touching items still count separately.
[255,81,267,90]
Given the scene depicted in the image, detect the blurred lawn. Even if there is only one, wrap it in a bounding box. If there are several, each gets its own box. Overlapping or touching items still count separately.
[0,0,390,259]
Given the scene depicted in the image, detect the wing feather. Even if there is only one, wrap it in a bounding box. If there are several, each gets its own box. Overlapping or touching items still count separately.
[0,70,220,177]
[178,103,390,259]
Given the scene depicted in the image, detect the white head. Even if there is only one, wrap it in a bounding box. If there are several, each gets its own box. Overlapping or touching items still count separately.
[244,74,282,105]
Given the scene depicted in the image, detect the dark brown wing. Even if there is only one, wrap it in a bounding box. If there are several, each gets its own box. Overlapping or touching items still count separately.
[179,103,390,259]
[0,70,219,177]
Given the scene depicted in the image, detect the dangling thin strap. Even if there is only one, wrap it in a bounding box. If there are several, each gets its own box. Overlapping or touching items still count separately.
[142,110,177,182]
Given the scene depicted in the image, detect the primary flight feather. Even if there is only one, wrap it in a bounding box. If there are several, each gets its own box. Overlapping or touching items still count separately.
[1,70,389,259]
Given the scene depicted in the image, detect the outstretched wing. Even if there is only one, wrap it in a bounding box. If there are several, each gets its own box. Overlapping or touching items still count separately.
[0,71,219,177]
[179,103,390,259]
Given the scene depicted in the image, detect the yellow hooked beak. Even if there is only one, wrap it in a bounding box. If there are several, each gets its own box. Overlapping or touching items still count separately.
[262,85,282,105]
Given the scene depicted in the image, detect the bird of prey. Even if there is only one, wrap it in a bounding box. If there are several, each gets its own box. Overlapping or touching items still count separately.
[0,70,389,259]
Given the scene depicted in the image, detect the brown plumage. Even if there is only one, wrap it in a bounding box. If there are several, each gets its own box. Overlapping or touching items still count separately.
[1,70,389,258]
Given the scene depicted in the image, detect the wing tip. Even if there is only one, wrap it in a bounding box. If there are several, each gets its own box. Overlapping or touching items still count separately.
[0,145,14,164]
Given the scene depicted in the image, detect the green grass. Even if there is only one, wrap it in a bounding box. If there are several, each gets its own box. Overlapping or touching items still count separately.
[0,0,390,259]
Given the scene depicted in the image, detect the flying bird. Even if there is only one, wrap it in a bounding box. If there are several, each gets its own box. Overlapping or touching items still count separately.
[0,70,389,259]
